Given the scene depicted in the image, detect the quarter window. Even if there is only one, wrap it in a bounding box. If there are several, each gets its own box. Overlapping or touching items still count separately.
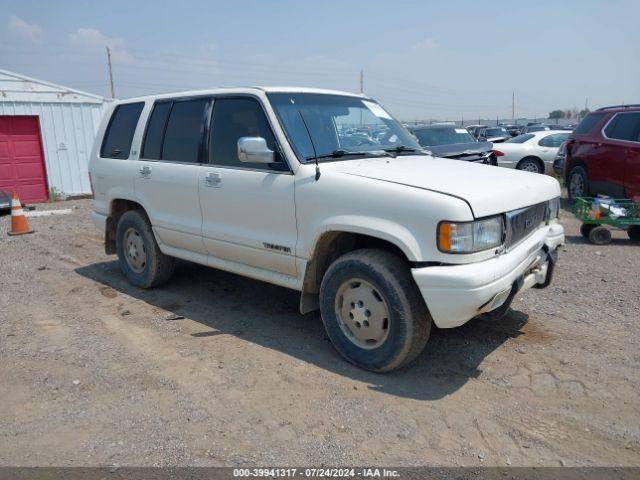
[100,102,144,159]
[209,98,277,169]
[161,98,209,163]
[604,113,640,142]
[573,112,606,135]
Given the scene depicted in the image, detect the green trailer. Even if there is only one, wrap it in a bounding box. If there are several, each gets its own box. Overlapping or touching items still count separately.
[574,197,640,245]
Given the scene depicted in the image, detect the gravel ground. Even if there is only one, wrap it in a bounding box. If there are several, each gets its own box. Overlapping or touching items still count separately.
[0,199,638,467]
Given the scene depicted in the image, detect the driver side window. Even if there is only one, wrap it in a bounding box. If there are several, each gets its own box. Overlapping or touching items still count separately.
[209,97,279,169]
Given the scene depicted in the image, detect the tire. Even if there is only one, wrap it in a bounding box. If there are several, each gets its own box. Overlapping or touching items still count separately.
[628,225,640,242]
[319,249,431,372]
[580,223,597,239]
[517,157,543,174]
[568,166,589,201]
[116,210,174,288]
[588,226,611,245]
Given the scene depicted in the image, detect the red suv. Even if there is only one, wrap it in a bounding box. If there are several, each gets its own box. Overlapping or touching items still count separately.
[560,105,640,200]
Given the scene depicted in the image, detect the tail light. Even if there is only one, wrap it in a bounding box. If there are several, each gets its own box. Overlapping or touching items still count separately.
[492,150,504,157]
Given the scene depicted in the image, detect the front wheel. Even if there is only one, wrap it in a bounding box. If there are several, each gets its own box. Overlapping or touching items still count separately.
[588,226,611,245]
[319,249,431,372]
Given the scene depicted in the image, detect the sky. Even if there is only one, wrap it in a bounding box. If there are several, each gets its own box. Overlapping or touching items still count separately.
[0,0,638,121]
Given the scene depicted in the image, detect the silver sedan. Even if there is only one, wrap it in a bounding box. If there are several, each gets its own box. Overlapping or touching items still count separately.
[492,130,571,174]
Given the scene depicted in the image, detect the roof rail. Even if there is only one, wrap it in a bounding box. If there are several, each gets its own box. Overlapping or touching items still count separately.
[596,104,640,111]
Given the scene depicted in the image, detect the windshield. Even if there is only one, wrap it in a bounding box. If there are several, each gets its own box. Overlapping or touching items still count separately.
[267,93,423,162]
[485,127,508,137]
[412,127,475,147]
[505,133,534,143]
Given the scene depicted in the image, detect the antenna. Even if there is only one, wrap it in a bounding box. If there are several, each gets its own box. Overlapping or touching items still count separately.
[298,111,321,181]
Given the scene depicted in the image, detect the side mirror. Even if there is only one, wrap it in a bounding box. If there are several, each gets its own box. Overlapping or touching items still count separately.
[237,137,275,164]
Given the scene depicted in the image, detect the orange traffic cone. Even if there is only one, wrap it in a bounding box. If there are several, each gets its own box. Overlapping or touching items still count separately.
[7,191,34,236]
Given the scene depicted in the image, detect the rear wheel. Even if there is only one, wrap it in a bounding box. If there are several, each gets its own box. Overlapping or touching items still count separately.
[517,157,543,174]
[319,249,431,372]
[588,226,611,245]
[628,225,640,242]
[568,166,589,201]
[580,223,597,239]
[116,210,174,288]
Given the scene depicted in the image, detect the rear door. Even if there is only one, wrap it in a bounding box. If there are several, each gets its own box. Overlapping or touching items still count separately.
[537,133,570,166]
[199,96,297,276]
[135,97,210,254]
[602,112,640,197]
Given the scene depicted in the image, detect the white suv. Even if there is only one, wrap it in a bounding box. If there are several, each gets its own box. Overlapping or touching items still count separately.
[89,87,565,372]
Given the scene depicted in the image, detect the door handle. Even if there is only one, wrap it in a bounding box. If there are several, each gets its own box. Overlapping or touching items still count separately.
[139,165,152,178]
[204,172,222,187]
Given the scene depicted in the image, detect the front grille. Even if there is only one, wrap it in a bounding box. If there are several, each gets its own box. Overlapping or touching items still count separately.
[504,202,548,249]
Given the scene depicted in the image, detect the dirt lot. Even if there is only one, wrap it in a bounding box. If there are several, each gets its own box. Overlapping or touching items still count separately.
[0,199,638,467]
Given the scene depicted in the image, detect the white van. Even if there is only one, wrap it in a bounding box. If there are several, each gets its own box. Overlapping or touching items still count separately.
[89,87,564,372]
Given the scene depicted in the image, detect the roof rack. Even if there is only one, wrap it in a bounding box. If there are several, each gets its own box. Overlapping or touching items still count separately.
[596,104,640,111]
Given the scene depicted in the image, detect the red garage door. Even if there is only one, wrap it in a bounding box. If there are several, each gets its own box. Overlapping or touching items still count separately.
[0,116,48,203]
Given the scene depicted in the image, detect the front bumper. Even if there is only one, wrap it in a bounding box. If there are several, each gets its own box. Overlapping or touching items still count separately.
[412,222,564,328]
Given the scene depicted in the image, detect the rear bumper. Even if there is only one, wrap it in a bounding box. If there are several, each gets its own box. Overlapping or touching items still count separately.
[91,211,107,232]
[412,223,564,328]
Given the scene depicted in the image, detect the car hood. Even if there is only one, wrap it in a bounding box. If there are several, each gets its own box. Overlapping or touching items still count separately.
[325,155,560,218]
[425,141,492,159]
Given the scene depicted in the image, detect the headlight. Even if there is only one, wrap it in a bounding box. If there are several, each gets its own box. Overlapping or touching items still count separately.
[438,216,504,253]
[547,197,560,220]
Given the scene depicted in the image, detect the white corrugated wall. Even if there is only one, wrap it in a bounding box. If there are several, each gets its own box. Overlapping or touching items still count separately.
[0,101,106,196]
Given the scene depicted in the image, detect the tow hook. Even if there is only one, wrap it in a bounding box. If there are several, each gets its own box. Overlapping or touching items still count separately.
[533,246,557,289]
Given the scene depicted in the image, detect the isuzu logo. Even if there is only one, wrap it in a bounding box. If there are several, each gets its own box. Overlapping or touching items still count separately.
[525,215,537,229]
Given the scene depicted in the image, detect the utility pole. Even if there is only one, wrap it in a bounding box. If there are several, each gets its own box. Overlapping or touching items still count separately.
[512,91,515,122]
[360,70,364,93]
[106,46,115,99]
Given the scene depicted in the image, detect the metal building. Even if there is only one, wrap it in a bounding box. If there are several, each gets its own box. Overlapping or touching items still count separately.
[0,69,110,203]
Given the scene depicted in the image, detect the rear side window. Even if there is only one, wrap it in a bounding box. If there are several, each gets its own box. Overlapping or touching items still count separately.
[539,133,569,147]
[141,102,172,159]
[100,102,144,159]
[209,97,276,168]
[604,112,640,142]
[573,112,606,135]
[160,98,209,163]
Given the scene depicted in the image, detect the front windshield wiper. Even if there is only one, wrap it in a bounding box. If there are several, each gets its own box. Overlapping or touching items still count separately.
[383,145,423,156]
[304,149,392,162]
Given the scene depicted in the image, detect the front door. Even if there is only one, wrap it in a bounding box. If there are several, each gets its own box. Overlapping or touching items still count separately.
[199,97,297,276]
[134,98,210,254]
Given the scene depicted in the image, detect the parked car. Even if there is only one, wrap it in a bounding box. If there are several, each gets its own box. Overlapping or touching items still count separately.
[408,124,496,165]
[502,124,524,136]
[492,131,571,174]
[561,105,640,200]
[89,87,564,372]
[521,124,551,134]
[465,124,487,138]
[477,126,510,143]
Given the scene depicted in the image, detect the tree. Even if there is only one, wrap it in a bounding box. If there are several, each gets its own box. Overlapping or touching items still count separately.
[579,108,591,117]
[549,110,565,120]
